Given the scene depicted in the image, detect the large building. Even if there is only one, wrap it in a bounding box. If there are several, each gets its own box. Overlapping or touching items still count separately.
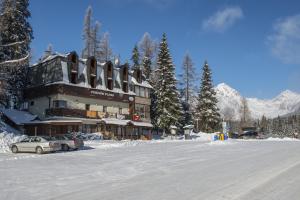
[22,51,152,139]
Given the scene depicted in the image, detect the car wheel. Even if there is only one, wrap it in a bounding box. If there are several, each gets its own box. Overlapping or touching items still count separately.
[62,144,69,151]
[11,145,18,153]
[36,146,43,154]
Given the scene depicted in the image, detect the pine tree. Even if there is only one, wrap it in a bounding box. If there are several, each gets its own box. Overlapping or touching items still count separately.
[194,61,221,132]
[99,32,112,62]
[82,6,92,59]
[155,33,182,135]
[178,53,196,127]
[131,45,140,70]
[0,0,33,108]
[141,57,151,80]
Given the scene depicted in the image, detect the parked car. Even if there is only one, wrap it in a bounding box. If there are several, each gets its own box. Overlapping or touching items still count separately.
[239,131,258,139]
[53,135,84,151]
[10,136,61,154]
[64,134,84,149]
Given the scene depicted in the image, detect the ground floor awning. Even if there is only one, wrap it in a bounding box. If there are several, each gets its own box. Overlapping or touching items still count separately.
[130,121,153,128]
[100,118,131,126]
[23,120,82,125]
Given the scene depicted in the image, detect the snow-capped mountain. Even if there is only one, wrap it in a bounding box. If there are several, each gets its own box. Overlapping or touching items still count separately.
[215,83,244,121]
[215,83,300,120]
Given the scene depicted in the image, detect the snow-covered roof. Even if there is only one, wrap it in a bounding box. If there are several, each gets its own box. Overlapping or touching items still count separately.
[101,118,131,126]
[29,51,152,97]
[24,119,82,125]
[131,77,152,89]
[1,109,38,125]
[131,121,153,128]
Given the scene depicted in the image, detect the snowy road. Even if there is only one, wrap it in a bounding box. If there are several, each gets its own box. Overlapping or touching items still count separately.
[1,140,300,200]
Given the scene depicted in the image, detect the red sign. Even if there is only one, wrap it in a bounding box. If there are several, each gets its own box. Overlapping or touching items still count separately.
[133,114,140,121]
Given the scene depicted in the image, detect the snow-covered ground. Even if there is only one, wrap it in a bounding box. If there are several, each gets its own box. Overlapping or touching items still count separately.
[1,138,300,200]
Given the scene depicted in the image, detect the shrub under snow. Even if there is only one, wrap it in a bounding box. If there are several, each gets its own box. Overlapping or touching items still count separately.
[0,131,26,153]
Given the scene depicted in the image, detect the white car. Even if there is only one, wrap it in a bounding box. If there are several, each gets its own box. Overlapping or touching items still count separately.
[10,136,61,154]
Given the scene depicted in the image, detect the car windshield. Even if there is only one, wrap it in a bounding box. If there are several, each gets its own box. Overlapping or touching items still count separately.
[55,135,67,140]
[20,138,30,142]
[41,136,56,141]
[64,135,74,140]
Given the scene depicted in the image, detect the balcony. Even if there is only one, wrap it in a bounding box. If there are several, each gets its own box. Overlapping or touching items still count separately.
[46,108,131,120]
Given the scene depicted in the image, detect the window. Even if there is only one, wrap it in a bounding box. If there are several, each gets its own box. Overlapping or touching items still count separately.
[30,101,34,106]
[107,80,113,90]
[89,58,97,88]
[71,54,77,63]
[135,104,146,119]
[90,76,96,88]
[122,83,128,93]
[53,100,67,108]
[135,86,139,96]
[140,87,145,97]
[103,106,107,112]
[21,138,30,143]
[86,104,90,111]
[145,88,149,98]
[119,107,122,114]
[69,52,78,84]
[136,69,142,83]
[71,73,77,84]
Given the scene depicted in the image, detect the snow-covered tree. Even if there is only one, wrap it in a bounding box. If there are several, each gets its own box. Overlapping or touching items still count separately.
[41,43,53,60]
[239,97,251,127]
[179,53,196,104]
[259,115,268,133]
[92,20,101,59]
[139,32,156,59]
[223,106,235,121]
[0,0,33,108]
[131,44,140,70]
[139,32,156,80]
[155,33,182,135]
[98,32,112,62]
[194,61,221,132]
[82,6,93,59]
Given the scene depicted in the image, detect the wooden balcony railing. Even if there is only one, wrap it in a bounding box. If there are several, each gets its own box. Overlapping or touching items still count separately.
[46,108,131,120]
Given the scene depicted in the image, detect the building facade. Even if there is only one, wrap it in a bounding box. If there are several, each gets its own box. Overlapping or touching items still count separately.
[23,51,152,139]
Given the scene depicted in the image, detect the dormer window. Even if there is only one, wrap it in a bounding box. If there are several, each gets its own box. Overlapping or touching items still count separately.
[88,57,97,88]
[122,66,128,92]
[106,63,114,90]
[68,52,78,84]
[134,68,142,83]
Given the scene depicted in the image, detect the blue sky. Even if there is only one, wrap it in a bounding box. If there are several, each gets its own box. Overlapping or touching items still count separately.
[29,0,300,99]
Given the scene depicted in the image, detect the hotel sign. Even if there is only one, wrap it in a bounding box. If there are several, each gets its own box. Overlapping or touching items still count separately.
[90,90,115,97]
[25,84,134,103]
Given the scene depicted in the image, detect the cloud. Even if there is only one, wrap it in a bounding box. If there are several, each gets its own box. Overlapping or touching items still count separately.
[202,6,243,32]
[268,14,300,64]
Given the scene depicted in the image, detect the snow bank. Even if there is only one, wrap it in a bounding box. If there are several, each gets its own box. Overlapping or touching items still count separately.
[0,132,26,153]
[265,137,300,141]
[85,140,146,150]
[190,132,216,141]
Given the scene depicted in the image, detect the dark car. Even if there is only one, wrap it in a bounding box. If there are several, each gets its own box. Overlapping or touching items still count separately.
[239,131,258,139]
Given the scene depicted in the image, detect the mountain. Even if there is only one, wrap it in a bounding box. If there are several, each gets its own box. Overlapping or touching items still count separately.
[214,83,243,121]
[214,83,300,120]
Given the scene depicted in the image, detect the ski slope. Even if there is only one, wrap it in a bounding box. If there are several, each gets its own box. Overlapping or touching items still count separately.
[1,139,300,200]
